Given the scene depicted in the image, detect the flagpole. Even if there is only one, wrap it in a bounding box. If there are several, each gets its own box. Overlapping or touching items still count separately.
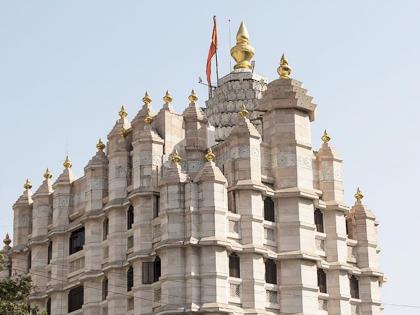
[213,15,219,86]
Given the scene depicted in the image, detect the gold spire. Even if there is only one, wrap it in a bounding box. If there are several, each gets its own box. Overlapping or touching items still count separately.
[188,90,198,103]
[144,113,153,125]
[3,233,11,247]
[163,90,173,105]
[230,21,255,70]
[239,104,249,118]
[170,150,182,164]
[43,168,53,180]
[96,138,106,151]
[354,187,364,202]
[321,130,331,143]
[119,105,128,119]
[120,127,128,138]
[205,148,215,162]
[142,91,152,106]
[23,178,32,190]
[63,155,72,169]
[277,54,292,79]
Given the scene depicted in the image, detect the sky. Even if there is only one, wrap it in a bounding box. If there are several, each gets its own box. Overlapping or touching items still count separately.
[0,1,419,313]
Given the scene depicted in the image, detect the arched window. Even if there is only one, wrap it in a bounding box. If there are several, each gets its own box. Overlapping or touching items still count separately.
[350,275,360,299]
[69,227,85,255]
[265,259,277,284]
[317,268,327,293]
[228,191,237,213]
[47,242,52,265]
[68,286,84,312]
[27,250,31,271]
[103,217,109,240]
[127,266,134,291]
[264,197,275,222]
[153,195,160,218]
[153,256,161,282]
[102,277,108,301]
[46,297,51,315]
[229,253,240,278]
[127,206,134,230]
[314,209,324,233]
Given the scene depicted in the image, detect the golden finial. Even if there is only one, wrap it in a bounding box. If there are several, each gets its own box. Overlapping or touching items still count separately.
[144,114,153,125]
[354,187,364,202]
[277,54,292,79]
[239,104,249,118]
[24,178,32,190]
[230,21,255,70]
[321,130,331,143]
[143,92,152,106]
[163,90,173,105]
[170,150,182,164]
[205,148,216,162]
[63,155,72,169]
[188,90,198,103]
[119,105,128,119]
[96,138,106,151]
[3,233,11,247]
[120,127,128,138]
[43,168,53,180]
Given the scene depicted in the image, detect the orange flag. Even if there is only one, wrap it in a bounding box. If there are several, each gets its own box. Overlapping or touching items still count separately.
[206,16,218,86]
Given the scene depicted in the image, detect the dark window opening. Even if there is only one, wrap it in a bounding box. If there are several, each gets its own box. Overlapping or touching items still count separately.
[142,256,161,284]
[228,191,237,213]
[264,197,275,222]
[314,209,324,233]
[68,286,84,313]
[46,298,51,315]
[229,253,240,278]
[27,250,31,271]
[102,277,108,301]
[127,206,134,230]
[265,259,277,284]
[153,195,160,218]
[317,268,327,293]
[69,227,85,255]
[47,242,52,265]
[103,217,109,240]
[153,256,161,282]
[350,275,360,299]
[127,266,134,291]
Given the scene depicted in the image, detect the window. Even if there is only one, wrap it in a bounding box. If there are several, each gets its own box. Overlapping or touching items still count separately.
[27,250,31,271]
[46,298,51,315]
[127,205,134,230]
[264,197,275,222]
[314,209,324,233]
[229,253,240,278]
[127,266,134,291]
[228,191,237,213]
[317,268,327,293]
[153,195,160,218]
[102,277,108,301]
[103,217,109,240]
[350,275,360,299]
[265,259,277,284]
[48,242,52,265]
[69,227,85,255]
[142,256,161,284]
[68,286,84,312]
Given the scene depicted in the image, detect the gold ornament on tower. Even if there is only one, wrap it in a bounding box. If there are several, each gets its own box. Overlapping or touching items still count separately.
[43,168,53,180]
[321,130,331,143]
[24,178,32,190]
[63,155,72,169]
[119,105,128,119]
[163,90,173,105]
[170,150,182,164]
[3,233,11,247]
[96,138,106,151]
[239,104,249,118]
[354,187,364,202]
[277,54,292,79]
[143,91,152,106]
[205,148,215,162]
[230,21,255,70]
[188,90,198,103]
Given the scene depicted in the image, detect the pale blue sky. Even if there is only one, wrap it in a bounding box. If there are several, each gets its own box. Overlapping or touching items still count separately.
[0,1,419,313]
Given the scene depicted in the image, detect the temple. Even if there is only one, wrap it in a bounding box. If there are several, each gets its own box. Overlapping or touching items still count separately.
[0,21,384,315]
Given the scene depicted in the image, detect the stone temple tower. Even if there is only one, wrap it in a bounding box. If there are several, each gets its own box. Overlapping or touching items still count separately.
[2,21,384,315]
